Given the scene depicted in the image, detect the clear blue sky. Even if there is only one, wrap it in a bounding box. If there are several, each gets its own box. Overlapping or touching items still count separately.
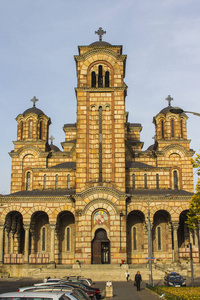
[1,0,200,194]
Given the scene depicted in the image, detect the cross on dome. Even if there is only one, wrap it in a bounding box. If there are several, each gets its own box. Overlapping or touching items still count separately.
[165,95,173,106]
[31,96,39,107]
[95,27,106,41]
[49,135,55,145]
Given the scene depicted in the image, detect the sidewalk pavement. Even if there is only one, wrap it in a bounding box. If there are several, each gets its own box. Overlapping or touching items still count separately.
[96,280,160,300]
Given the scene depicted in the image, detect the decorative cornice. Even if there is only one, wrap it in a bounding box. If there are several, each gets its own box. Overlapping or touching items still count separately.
[159,144,195,156]
[81,198,120,215]
[75,86,127,92]
[9,145,48,158]
[74,186,128,200]
[0,195,73,203]
[74,48,126,62]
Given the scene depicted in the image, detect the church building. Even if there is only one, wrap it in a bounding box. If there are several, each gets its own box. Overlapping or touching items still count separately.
[0,28,199,274]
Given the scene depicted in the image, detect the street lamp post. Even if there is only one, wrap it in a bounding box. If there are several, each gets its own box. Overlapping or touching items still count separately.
[147,203,153,285]
[189,243,194,287]
[170,107,200,117]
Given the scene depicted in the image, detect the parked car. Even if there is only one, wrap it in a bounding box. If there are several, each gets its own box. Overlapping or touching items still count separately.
[164,272,186,287]
[18,285,90,300]
[60,281,101,300]
[33,283,96,300]
[0,291,71,300]
[62,277,94,287]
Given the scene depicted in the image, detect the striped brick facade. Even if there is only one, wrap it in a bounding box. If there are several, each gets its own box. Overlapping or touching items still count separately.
[0,37,199,271]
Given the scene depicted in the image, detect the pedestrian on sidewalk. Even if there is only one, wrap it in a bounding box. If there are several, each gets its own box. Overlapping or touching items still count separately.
[125,270,130,281]
[134,271,142,291]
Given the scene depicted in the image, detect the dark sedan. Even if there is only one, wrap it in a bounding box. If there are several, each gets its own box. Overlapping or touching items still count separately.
[164,272,186,287]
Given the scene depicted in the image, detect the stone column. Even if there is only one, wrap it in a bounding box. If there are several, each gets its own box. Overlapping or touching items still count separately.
[4,228,9,254]
[189,230,193,245]
[10,229,15,254]
[172,223,179,262]
[24,224,30,264]
[50,224,56,264]
[194,229,198,247]
[30,228,36,254]
[168,223,173,259]
[0,225,4,263]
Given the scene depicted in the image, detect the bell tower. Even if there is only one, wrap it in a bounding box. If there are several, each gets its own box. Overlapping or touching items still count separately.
[74,29,127,193]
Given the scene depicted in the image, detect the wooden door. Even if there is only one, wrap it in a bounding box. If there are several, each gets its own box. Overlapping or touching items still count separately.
[92,229,110,264]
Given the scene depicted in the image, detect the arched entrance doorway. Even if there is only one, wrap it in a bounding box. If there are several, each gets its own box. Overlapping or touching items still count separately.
[92,228,110,264]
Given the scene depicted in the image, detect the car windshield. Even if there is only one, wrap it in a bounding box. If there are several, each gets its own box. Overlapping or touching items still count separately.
[169,275,182,280]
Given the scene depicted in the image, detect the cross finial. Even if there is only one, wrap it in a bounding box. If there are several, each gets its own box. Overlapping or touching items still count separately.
[165,95,173,106]
[31,96,39,107]
[49,135,55,145]
[95,27,106,41]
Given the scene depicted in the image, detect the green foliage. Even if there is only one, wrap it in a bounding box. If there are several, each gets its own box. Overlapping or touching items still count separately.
[146,285,200,300]
[186,154,200,229]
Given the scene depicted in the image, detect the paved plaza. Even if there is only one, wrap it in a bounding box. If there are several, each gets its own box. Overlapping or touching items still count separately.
[0,278,160,300]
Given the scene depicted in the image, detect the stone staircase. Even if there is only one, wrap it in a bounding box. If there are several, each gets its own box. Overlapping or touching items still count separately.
[29,264,165,282]
[3,262,199,281]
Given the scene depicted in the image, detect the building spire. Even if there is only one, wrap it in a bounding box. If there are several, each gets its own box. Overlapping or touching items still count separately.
[31,96,39,107]
[95,27,106,41]
[165,95,173,106]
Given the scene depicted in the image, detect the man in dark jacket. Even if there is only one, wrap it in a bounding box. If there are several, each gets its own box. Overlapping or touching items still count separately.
[135,271,142,291]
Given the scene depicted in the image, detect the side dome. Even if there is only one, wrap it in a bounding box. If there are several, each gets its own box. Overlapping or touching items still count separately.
[89,41,112,47]
[23,96,45,116]
[159,105,172,115]
[23,106,44,116]
[50,144,61,152]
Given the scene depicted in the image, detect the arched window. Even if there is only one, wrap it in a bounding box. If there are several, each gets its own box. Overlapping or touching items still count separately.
[180,119,183,138]
[132,174,135,189]
[29,120,33,138]
[144,174,147,189]
[20,121,23,139]
[67,174,70,189]
[66,226,71,251]
[173,170,178,189]
[157,226,161,250]
[26,171,31,191]
[161,120,164,139]
[43,174,46,189]
[55,174,58,190]
[98,65,103,87]
[156,174,159,189]
[91,71,96,87]
[133,227,137,250]
[171,119,175,137]
[39,121,43,139]
[105,71,110,87]
[42,227,46,251]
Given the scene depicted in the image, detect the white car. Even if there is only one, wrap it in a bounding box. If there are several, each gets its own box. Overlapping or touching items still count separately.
[18,285,89,300]
[0,291,70,300]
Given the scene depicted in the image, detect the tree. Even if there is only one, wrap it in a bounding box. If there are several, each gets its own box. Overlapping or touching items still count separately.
[186,153,200,229]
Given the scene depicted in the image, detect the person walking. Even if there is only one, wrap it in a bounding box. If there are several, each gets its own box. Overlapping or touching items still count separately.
[135,271,142,291]
[125,270,130,281]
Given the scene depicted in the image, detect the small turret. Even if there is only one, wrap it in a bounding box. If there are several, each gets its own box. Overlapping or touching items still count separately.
[153,95,188,149]
[16,96,51,143]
